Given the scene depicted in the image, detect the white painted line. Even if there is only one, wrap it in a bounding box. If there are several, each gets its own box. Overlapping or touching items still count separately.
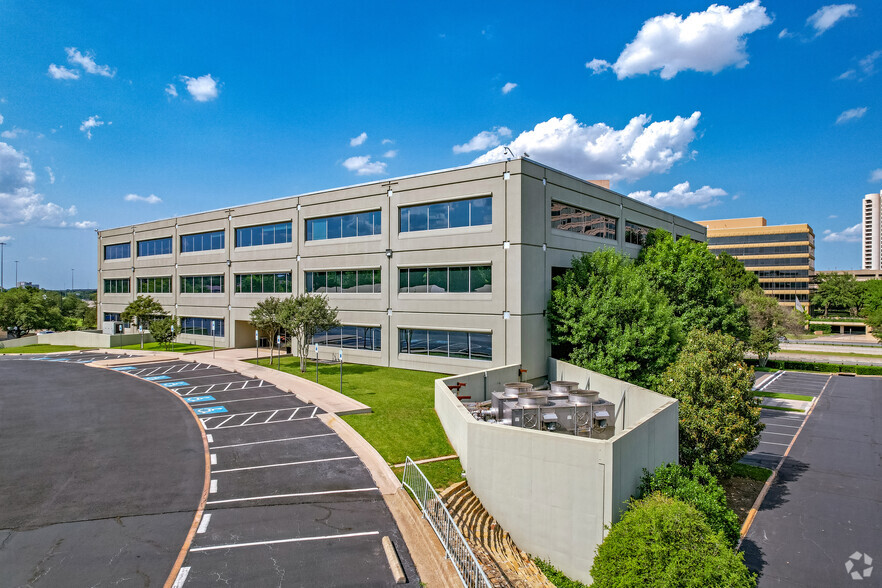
[210,454,217,465]
[193,394,291,405]
[190,530,380,553]
[171,566,190,588]
[213,455,357,474]
[758,441,791,447]
[310,406,318,418]
[205,415,318,430]
[213,414,238,427]
[263,410,279,423]
[206,434,213,443]
[211,433,336,450]
[762,431,795,437]
[197,513,212,534]
[756,371,785,392]
[239,412,258,426]
[210,479,218,493]
[206,487,379,505]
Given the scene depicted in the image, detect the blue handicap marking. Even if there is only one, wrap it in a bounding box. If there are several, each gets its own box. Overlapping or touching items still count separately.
[111,366,137,371]
[32,357,53,361]
[185,395,216,403]
[144,375,171,381]
[48,358,70,362]
[194,406,227,415]
[162,381,190,388]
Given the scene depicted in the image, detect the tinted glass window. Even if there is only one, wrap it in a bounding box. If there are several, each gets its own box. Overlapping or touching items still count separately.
[235,273,292,293]
[137,237,173,257]
[551,202,616,240]
[181,230,225,253]
[235,222,292,247]
[313,325,381,351]
[305,211,381,241]
[399,329,491,361]
[399,197,491,233]
[103,278,130,294]
[398,265,490,294]
[104,243,131,260]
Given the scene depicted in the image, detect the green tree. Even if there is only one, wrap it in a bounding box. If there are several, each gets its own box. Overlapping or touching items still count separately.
[739,289,805,366]
[281,294,340,372]
[148,315,180,350]
[121,295,167,349]
[659,329,763,476]
[860,279,882,316]
[638,229,749,339]
[715,251,761,298]
[590,494,756,588]
[0,287,65,337]
[546,249,682,389]
[638,462,740,546]
[249,296,286,367]
[811,273,862,316]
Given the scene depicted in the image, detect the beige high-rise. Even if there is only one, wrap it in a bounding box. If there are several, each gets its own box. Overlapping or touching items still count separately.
[863,191,882,270]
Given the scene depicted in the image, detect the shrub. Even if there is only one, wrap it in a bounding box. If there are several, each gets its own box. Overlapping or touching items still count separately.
[747,359,882,375]
[534,558,588,588]
[638,463,740,546]
[590,494,756,588]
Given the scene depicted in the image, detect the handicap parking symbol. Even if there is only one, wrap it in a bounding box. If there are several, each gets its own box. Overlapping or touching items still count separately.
[194,406,227,415]
[144,375,171,381]
[162,381,190,388]
[185,395,216,403]
[111,366,137,371]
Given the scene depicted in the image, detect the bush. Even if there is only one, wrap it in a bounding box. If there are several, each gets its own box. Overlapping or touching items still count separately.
[534,558,588,588]
[590,494,756,588]
[638,463,740,546]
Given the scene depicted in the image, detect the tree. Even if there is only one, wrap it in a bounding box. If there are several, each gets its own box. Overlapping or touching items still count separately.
[281,294,340,372]
[546,249,682,389]
[121,295,167,349]
[715,251,760,298]
[860,279,882,316]
[739,289,805,366]
[249,296,286,367]
[811,273,862,316]
[148,315,180,350]
[658,329,763,476]
[638,229,749,339]
[0,287,65,337]
[590,494,756,588]
[638,462,740,546]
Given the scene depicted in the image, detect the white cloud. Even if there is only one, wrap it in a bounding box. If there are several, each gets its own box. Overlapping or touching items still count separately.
[383,150,398,158]
[823,223,861,242]
[47,64,80,80]
[778,28,794,39]
[382,139,394,145]
[453,127,512,154]
[0,113,3,125]
[45,167,55,184]
[0,235,13,242]
[471,112,701,182]
[79,115,106,139]
[165,83,178,98]
[342,155,387,176]
[836,69,856,80]
[807,4,857,36]
[869,169,882,182]
[181,74,220,102]
[68,220,97,229]
[628,181,727,209]
[350,132,368,147]
[1,128,25,139]
[836,107,867,124]
[590,1,772,80]
[65,47,115,77]
[0,142,93,228]
[124,193,162,204]
[501,82,518,94]
[828,214,838,219]
[585,58,611,74]
[840,50,882,81]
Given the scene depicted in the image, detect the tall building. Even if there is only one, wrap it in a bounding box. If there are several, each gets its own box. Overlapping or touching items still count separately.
[696,217,814,310]
[863,191,881,270]
[97,159,704,376]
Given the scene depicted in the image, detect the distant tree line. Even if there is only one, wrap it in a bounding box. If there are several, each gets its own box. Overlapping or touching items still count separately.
[0,286,96,338]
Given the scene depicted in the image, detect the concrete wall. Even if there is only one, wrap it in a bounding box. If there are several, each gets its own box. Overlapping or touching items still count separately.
[0,331,153,349]
[435,358,678,585]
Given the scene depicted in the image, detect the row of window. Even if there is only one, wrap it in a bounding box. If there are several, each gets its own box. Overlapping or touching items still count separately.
[741,257,813,268]
[758,281,811,291]
[313,326,382,351]
[398,266,491,293]
[708,233,812,246]
[138,237,173,257]
[306,211,382,241]
[236,222,292,248]
[236,273,293,294]
[138,276,173,294]
[399,197,491,233]
[104,278,130,294]
[754,269,810,279]
[399,329,492,361]
[181,317,225,336]
[624,222,651,246]
[713,245,811,256]
[551,202,618,241]
[181,275,224,294]
[306,270,381,294]
[182,230,225,253]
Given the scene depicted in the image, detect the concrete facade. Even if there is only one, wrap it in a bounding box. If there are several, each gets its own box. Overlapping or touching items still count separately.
[863,191,881,270]
[98,159,704,376]
[435,358,678,585]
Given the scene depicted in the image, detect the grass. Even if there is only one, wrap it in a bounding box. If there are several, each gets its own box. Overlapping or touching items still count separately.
[248,357,463,489]
[778,349,882,359]
[119,342,214,353]
[754,366,776,373]
[762,405,805,413]
[754,391,814,402]
[0,344,94,354]
[730,463,773,482]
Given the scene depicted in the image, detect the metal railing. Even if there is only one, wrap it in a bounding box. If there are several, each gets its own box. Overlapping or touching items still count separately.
[401,457,492,588]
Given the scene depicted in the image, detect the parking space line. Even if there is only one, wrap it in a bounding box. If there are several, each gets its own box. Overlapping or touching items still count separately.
[213,455,358,474]
[239,412,258,426]
[212,414,238,427]
[765,423,801,429]
[210,433,336,450]
[759,441,790,447]
[209,480,217,493]
[206,487,379,505]
[189,530,380,553]
[263,410,279,423]
[196,514,212,534]
[171,566,190,588]
[763,431,795,437]
[202,415,318,430]
[189,394,291,405]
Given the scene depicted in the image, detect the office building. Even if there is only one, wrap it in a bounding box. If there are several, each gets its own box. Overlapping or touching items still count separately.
[863,191,882,270]
[97,159,704,376]
[697,217,814,310]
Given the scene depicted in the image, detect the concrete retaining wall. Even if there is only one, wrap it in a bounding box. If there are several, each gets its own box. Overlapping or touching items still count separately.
[0,331,154,350]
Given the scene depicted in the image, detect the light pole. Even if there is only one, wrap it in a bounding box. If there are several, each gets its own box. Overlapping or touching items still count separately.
[0,241,6,290]
[71,269,74,292]
[14,261,18,286]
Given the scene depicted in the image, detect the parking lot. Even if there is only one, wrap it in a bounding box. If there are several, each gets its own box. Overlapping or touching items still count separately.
[115,357,418,587]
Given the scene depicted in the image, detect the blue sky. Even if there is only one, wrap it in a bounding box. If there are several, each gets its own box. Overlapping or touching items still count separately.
[0,0,879,288]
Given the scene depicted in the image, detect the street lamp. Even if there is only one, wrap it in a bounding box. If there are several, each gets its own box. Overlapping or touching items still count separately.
[0,241,6,290]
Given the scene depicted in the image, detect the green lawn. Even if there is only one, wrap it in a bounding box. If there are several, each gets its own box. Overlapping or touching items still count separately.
[779,349,882,360]
[248,357,464,489]
[119,342,214,353]
[762,405,805,413]
[730,463,773,482]
[754,391,814,402]
[0,344,95,354]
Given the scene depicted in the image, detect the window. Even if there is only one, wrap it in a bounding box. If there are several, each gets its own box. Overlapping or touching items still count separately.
[181,317,224,336]
[181,275,225,294]
[235,272,292,294]
[235,222,292,247]
[181,230,225,253]
[137,237,173,257]
[104,243,131,260]
[137,276,172,293]
[755,269,809,279]
[399,197,491,233]
[103,278,130,294]
[398,329,491,361]
[740,257,811,268]
[313,325,381,351]
[104,313,120,322]
[306,269,380,293]
[625,222,651,246]
[398,265,491,293]
[551,202,616,240]
[708,233,810,245]
[305,210,381,241]
[711,245,810,256]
